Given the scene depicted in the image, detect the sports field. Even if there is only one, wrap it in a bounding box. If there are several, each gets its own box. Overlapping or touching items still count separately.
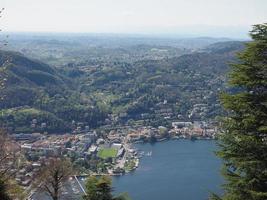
[97,148,118,159]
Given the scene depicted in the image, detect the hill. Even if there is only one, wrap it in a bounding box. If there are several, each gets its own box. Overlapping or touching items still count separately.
[0,51,107,133]
[0,41,245,133]
[78,41,245,126]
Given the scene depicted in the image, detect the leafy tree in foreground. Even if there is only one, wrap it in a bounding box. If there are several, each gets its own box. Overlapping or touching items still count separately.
[211,23,267,200]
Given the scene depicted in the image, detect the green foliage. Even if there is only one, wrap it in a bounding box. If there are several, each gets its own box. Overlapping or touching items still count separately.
[0,51,108,133]
[210,193,222,200]
[0,107,67,133]
[124,160,136,171]
[213,23,267,200]
[114,192,132,200]
[0,39,246,132]
[0,178,11,200]
[80,41,244,124]
[83,176,131,200]
[24,70,60,86]
[83,176,113,200]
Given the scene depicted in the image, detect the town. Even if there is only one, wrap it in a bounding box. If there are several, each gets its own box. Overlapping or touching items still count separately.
[6,119,218,192]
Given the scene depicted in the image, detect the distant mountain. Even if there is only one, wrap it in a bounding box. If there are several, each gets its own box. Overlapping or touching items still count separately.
[203,41,246,54]
[167,41,246,74]
[4,33,234,49]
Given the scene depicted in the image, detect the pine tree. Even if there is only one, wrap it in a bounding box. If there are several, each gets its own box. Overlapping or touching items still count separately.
[83,176,99,200]
[96,176,113,200]
[0,178,11,200]
[211,23,267,200]
[83,176,113,200]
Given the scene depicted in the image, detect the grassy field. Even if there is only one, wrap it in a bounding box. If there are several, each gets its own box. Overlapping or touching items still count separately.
[97,148,118,159]
[124,159,137,172]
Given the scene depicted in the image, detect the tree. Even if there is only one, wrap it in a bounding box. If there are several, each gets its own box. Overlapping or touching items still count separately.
[97,176,113,200]
[0,7,9,97]
[83,176,99,200]
[0,8,24,200]
[0,129,13,177]
[0,129,17,200]
[211,23,267,200]
[114,192,132,200]
[0,129,25,200]
[35,158,74,200]
[83,176,113,200]
[0,178,11,200]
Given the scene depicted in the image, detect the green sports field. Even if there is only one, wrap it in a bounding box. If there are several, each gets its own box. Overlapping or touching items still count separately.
[97,148,118,159]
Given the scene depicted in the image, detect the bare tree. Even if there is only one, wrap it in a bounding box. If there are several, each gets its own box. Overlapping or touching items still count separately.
[0,7,25,200]
[0,128,18,181]
[35,158,74,200]
[0,7,10,100]
[0,8,14,176]
[0,130,11,200]
[0,129,21,200]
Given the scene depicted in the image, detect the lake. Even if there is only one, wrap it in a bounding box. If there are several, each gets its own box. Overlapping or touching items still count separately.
[112,140,223,200]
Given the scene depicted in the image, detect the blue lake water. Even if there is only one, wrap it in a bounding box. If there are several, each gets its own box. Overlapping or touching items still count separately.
[112,140,223,200]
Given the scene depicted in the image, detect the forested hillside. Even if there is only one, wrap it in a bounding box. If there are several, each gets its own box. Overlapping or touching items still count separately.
[0,51,107,133]
[0,41,245,133]
[79,41,245,126]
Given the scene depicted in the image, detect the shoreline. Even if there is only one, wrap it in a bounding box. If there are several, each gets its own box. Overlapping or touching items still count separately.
[132,135,216,144]
[93,138,216,177]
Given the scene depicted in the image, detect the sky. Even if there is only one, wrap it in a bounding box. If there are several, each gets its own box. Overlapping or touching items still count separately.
[1,0,267,38]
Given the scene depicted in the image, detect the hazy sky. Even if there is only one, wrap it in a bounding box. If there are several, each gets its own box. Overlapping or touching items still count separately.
[1,0,267,38]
